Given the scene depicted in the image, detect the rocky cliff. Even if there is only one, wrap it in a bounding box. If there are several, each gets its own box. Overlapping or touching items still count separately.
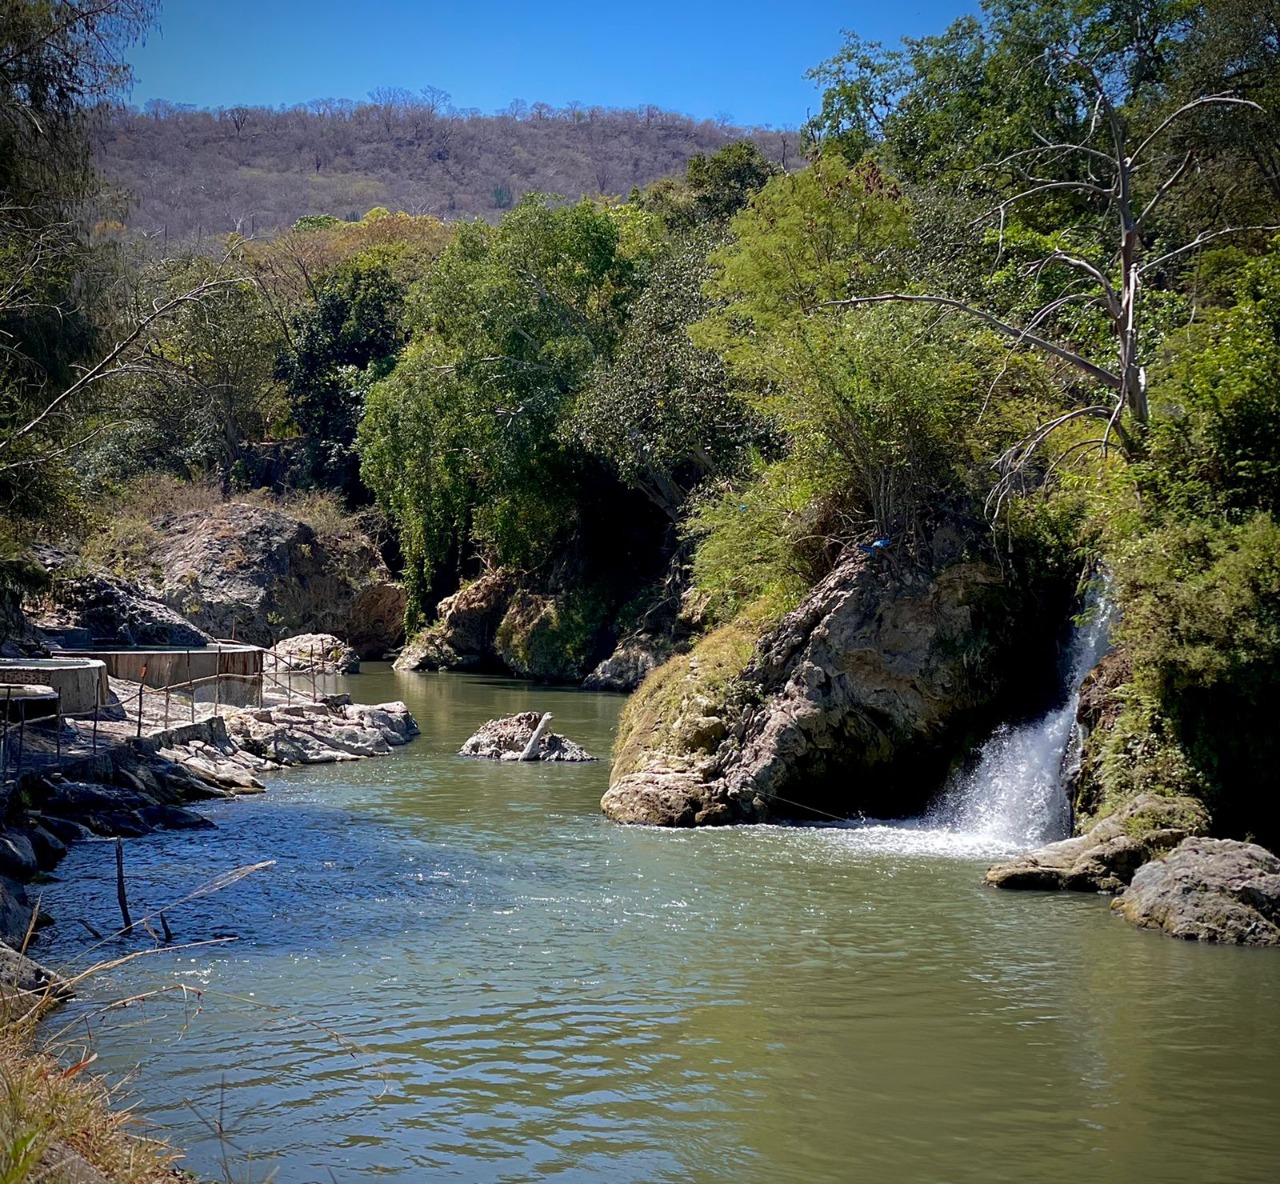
[603,552,1072,827]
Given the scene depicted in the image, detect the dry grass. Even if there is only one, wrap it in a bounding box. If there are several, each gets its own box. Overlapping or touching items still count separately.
[611,602,779,779]
[0,1010,186,1184]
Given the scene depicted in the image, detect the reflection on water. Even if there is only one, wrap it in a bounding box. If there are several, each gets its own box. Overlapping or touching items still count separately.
[35,668,1280,1184]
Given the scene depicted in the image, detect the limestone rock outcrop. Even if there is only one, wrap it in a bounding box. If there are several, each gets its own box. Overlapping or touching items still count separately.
[395,569,515,672]
[984,794,1210,892]
[1112,837,1280,944]
[582,637,670,693]
[603,553,1066,827]
[33,548,213,648]
[269,632,360,674]
[150,502,403,655]
[226,698,419,764]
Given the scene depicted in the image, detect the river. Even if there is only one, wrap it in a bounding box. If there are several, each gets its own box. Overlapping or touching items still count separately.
[35,667,1280,1183]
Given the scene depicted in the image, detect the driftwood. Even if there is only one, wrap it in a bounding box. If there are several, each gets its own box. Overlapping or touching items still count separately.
[519,713,555,761]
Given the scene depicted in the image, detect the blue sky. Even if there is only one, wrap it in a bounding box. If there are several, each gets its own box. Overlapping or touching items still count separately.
[126,1,977,129]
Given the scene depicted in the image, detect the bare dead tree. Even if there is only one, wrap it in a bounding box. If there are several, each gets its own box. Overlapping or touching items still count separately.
[826,49,1280,498]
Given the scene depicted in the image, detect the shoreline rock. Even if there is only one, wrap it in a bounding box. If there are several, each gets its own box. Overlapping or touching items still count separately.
[604,552,1072,827]
[268,632,360,674]
[984,794,1210,893]
[1112,837,1280,944]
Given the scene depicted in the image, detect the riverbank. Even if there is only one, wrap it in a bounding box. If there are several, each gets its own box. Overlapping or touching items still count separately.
[0,677,420,1182]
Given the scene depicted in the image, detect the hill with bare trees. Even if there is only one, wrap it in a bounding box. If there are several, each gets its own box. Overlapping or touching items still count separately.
[93,93,797,237]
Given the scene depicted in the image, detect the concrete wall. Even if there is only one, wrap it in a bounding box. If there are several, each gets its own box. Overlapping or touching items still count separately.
[61,646,263,708]
[0,659,109,714]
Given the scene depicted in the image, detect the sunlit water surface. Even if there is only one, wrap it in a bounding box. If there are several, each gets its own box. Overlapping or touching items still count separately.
[35,668,1280,1183]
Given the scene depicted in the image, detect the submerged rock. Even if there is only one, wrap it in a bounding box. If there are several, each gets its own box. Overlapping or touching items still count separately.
[1112,837,1280,944]
[985,794,1209,892]
[459,712,597,762]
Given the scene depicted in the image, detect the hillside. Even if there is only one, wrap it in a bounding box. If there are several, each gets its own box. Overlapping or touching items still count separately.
[93,98,797,236]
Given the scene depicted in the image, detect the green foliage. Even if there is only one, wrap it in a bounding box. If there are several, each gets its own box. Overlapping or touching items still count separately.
[359,196,657,621]
[1114,514,1280,843]
[1,1,159,527]
[494,587,611,681]
[639,140,780,231]
[277,253,407,499]
[1138,248,1280,521]
[571,228,763,519]
[612,608,770,778]
[293,214,344,232]
[83,250,288,486]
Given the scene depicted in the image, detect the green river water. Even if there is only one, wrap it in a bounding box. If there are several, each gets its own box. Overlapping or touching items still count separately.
[36,667,1280,1183]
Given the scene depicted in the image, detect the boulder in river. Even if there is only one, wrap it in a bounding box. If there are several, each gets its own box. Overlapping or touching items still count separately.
[396,568,516,672]
[1112,837,1280,944]
[459,712,597,762]
[269,632,360,674]
[984,793,1209,893]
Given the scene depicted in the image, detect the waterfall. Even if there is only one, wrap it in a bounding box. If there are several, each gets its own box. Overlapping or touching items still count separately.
[923,590,1113,851]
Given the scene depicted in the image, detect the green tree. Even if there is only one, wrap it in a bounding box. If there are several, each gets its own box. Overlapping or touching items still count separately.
[359,197,656,621]
[0,0,159,522]
[807,0,1279,478]
[276,254,406,499]
[571,228,764,520]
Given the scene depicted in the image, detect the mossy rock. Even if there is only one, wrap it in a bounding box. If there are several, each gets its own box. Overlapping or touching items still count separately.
[495,590,609,682]
[612,611,767,780]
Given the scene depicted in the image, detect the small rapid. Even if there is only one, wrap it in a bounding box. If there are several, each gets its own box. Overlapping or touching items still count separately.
[831,590,1113,860]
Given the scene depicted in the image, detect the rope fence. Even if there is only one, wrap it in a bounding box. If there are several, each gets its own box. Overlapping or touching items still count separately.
[0,642,348,787]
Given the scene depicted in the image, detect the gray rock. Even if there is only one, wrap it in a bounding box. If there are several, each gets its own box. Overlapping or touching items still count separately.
[0,940,65,999]
[136,804,215,831]
[81,811,153,838]
[32,549,213,648]
[38,779,154,817]
[14,824,66,871]
[0,876,34,947]
[269,632,360,674]
[603,554,1065,827]
[985,794,1210,892]
[1113,837,1280,944]
[582,638,669,693]
[0,833,38,881]
[395,568,515,672]
[458,712,597,762]
[150,502,399,650]
[36,815,96,846]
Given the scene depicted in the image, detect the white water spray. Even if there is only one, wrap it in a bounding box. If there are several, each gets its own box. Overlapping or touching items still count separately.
[924,591,1113,851]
